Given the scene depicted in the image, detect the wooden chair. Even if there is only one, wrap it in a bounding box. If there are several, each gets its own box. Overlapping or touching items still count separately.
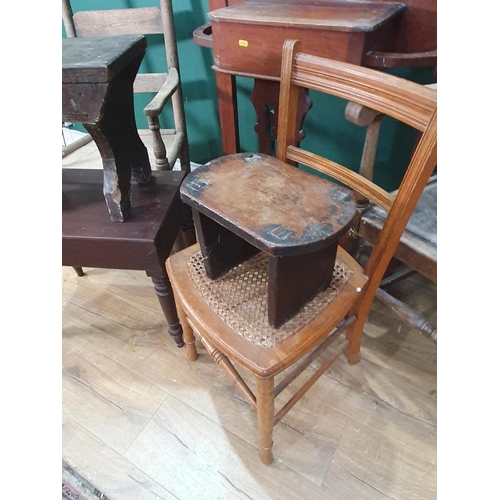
[166,39,437,464]
[345,93,437,341]
[62,0,190,174]
[62,0,196,347]
[360,175,437,340]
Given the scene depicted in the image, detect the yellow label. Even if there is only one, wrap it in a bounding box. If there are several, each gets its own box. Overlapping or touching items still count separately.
[238,39,249,47]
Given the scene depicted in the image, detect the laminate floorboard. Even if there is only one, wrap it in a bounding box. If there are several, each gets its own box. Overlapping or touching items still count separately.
[62,265,437,499]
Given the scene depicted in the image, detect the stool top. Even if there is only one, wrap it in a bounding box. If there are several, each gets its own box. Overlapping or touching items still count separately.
[62,35,146,84]
[181,153,357,256]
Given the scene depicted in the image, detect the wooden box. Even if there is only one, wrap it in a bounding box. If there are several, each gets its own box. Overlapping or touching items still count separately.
[207,1,406,80]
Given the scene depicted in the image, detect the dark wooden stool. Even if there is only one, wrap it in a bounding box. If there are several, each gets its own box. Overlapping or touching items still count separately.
[62,35,152,222]
[181,153,357,328]
[62,168,187,347]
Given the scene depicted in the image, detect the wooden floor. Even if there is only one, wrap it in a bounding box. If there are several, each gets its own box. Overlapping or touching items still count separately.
[62,263,437,500]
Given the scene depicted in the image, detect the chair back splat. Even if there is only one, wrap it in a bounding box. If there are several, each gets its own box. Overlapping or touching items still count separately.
[166,39,437,465]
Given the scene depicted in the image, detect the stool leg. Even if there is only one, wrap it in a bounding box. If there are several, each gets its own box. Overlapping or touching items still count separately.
[149,273,184,348]
[256,376,275,465]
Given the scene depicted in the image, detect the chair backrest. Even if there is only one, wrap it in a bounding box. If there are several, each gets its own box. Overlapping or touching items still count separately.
[61,0,187,139]
[62,0,180,93]
[277,39,437,308]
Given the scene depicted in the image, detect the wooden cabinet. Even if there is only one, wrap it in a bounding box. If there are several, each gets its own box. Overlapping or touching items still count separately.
[208,2,405,80]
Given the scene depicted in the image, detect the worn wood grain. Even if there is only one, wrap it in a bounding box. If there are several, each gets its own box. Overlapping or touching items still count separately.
[182,153,356,256]
[63,414,177,500]
[62,332,167,454]
[331,418,436,499]
[124,394,339,499]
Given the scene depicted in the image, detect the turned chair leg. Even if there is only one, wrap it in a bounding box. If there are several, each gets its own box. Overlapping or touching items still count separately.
[256,376,275,465]
[375,287,436,338]
[149,272,184,348]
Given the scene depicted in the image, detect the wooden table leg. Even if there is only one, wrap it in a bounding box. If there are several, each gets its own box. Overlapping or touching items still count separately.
[149,272,184,348]
[193,210,259,279]
[250,79,281,156]
[215,72,240,155]
[250,79,312,157]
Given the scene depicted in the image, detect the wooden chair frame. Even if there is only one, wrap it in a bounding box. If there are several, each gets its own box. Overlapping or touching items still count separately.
[166,39,437,465]
[345,92,437,340]
[62,0,190,174]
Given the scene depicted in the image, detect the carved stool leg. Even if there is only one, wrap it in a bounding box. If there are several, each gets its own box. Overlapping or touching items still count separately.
[193,210,258,280]
[256,376,275,465]
[268,243,337,328]
[82,54,151,222]
[149,272,184,348]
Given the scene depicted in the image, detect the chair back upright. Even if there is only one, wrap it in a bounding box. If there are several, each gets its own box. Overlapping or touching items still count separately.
[277,39,437,333]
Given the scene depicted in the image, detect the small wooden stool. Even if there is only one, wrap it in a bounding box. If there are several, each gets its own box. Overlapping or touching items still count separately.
[181,153,357,328]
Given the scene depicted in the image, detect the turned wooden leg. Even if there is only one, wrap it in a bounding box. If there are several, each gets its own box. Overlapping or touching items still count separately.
[149,273,184,348]
[175,296,198,361]
[256,377,275,465]
[147,115,169,170]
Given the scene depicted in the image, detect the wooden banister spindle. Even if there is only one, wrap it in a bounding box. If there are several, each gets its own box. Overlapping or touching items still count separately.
[147,116,170,170]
